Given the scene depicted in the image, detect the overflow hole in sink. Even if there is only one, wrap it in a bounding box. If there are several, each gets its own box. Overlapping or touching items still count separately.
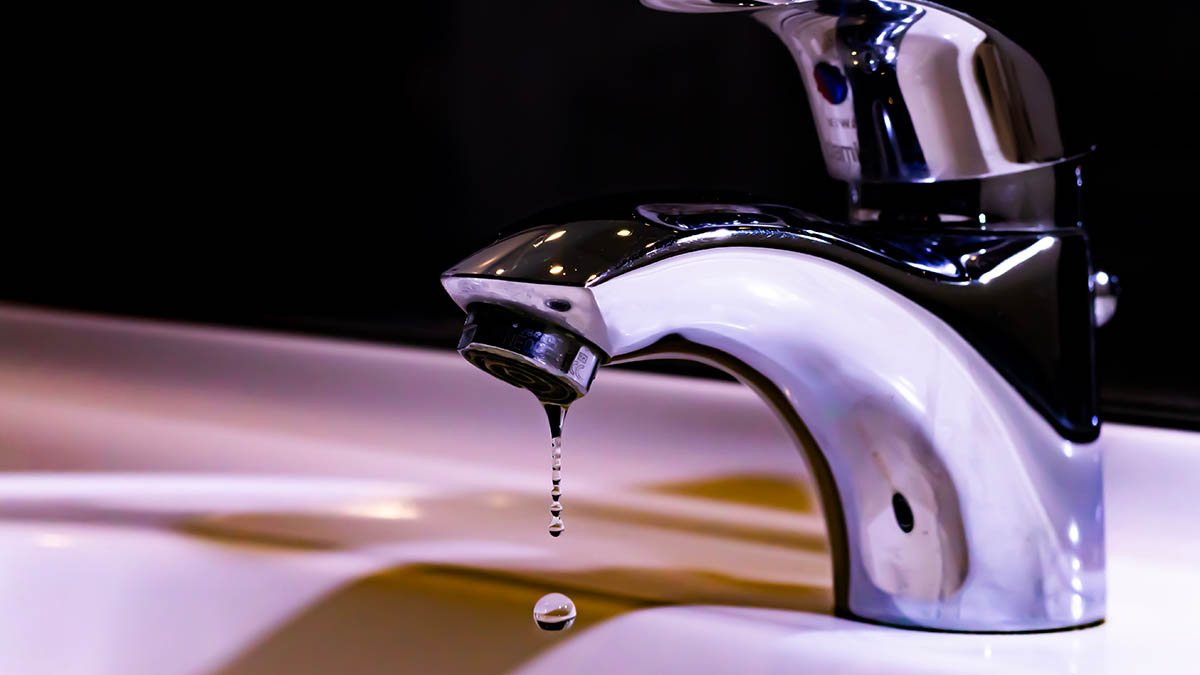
[892,492,914,533]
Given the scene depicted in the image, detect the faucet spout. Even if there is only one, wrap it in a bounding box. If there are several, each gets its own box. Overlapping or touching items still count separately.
[442,201,1104,632]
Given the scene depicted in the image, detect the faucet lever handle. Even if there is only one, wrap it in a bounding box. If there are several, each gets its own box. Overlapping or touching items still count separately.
[643,0,1078,185]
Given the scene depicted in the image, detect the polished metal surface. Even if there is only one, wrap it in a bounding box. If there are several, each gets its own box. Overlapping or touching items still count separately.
[440,0,1106,633]
[634,203,789,230]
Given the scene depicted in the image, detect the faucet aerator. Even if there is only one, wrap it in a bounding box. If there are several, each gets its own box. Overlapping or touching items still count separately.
[457,304,605,405]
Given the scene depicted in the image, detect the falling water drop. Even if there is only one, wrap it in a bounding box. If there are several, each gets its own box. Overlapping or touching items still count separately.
[533,592,576,631]
[544,403,565,438]
[544,403,567,536]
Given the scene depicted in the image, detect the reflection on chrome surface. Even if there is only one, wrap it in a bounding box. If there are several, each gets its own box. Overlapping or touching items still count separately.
[1091,269,1119,327]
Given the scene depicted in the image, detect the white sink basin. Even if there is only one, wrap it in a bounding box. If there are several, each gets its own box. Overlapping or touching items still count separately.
[0,304,1196,674]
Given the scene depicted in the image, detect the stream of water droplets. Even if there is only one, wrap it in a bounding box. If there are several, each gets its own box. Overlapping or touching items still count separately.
[535,403,574,629]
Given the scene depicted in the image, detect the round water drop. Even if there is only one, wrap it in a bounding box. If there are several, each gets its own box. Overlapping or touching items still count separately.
[548,516,564,537]
[550,484,562,499]
[550,500,562,516]
[551,469,561,481]
[552,457,562,470]
[533,592,576,631]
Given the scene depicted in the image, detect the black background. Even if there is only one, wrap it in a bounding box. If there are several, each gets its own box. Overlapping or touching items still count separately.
[5,2,1198,428]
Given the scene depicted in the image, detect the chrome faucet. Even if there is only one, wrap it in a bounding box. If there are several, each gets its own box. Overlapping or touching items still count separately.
[441,0,1106,632]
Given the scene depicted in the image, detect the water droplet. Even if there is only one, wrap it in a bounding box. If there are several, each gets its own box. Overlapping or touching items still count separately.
[551,469,561,481]
[533,592,576,631]
[552,457,562,470]
[548,516,564,537]
[550,500,562,516]
[550,484,562,499]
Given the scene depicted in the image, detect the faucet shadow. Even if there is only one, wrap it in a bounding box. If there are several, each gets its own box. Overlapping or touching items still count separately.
[209,561,833,675]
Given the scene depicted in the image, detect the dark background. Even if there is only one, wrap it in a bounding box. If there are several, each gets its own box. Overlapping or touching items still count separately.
[5,2,1198,429]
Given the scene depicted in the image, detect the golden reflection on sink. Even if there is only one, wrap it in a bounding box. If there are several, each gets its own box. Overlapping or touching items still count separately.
[155,478,834,674]
[647,473,816,513]
[213,564,642,675]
